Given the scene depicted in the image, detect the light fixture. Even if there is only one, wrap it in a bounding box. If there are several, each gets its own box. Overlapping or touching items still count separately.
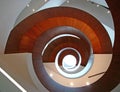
[86,0,90,1]
[32,9,35,12]
[86,82,90,86]
[107,10,110,14]
[26,4,29,7]
[97,4,100,7]
[70,82,74,86]
[50,73,53,77]
[67,0,69,3]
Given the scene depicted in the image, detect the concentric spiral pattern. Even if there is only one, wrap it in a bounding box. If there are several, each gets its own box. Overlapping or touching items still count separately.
[4,6,118,92]
[40,26,94,79]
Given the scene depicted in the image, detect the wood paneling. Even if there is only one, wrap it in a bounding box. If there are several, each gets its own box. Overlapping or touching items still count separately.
[5,7,112,54]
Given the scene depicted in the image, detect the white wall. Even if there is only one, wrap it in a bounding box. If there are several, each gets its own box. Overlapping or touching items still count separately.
[0,72,21,92]
[0,53,48,92]
[0,0,31,53]
[62,0,114,30]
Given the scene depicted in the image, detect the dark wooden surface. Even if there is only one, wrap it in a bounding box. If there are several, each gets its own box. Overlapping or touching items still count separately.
[5,7,112,54]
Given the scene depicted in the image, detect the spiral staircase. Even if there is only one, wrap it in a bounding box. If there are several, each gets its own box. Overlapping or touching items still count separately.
[0,0,119,92]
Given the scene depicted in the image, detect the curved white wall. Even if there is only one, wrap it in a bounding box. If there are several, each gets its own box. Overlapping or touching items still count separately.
[0,0,31,53]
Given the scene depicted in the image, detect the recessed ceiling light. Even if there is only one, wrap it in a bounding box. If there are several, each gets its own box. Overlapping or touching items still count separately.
[44,0,47,2]
[32,9,35,12]
[50,73,53,77]
[107,10,110,14]
[26,4,29,7]
[97,4,100,7]
[86,82,90,86]
[62,54,77,69]
[70,82,74,86]
[67,0,69,3]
